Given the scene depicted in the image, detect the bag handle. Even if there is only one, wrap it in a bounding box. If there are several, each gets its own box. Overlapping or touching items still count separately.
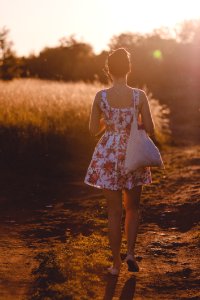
[132,89,140,129]
[133,89,140,110]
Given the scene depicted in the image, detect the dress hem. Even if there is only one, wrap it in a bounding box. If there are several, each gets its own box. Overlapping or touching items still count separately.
[84,179,152,191]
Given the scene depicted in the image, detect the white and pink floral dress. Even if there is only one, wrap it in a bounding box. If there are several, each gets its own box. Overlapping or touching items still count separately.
[84,88,152,190]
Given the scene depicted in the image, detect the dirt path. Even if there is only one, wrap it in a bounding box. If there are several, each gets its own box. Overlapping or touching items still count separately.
[0,145,199,299]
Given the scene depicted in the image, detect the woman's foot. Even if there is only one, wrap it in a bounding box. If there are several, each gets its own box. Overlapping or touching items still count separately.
[107,258,122,275]
[107,266,120,275]
[124,254,139,272]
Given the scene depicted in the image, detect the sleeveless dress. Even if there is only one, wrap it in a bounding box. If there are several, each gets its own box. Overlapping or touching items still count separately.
[84,88,152,190]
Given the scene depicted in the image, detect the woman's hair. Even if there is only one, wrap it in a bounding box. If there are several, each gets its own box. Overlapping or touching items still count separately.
[105,48,131,78]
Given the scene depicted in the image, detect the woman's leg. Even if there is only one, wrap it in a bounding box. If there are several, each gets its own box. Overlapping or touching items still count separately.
[102,189,123,268]
[123,185,143,256]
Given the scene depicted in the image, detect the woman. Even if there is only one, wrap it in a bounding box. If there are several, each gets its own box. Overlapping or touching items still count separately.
[84,48,155,275]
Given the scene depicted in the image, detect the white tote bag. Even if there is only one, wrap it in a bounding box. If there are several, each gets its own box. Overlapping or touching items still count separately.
[124,89,165,174]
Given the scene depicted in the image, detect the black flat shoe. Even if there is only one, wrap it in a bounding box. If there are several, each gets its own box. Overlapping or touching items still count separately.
[124,254,139,272]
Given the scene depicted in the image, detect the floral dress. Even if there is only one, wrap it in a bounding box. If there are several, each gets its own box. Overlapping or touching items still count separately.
[84,88,152,190]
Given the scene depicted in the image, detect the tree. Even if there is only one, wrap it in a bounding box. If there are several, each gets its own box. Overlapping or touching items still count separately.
[0,26,19,80]
[24,37,97,81]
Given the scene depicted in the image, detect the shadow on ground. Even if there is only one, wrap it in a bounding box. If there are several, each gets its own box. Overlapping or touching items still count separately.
[0,146,199,299]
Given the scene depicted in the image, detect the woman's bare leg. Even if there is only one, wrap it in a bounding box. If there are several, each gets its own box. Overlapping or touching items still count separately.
[123,185,143,256]
[102,189,123,268]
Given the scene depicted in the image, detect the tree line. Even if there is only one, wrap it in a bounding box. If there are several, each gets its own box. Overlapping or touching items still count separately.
[0,20,200,106]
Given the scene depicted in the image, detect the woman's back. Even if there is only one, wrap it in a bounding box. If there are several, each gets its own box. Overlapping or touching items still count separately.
[94,86,154,136]
[100,87,137,134]
[104,86,136,109]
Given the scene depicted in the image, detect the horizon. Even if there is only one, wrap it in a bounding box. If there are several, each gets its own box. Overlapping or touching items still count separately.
[1,0,200,57]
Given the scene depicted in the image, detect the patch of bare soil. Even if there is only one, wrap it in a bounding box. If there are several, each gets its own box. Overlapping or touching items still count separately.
[0,145,199,299]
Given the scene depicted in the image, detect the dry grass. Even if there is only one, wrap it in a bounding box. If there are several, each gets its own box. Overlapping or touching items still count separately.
[0,79,101,133]
[0,79,170,173]
[143,86,171,144]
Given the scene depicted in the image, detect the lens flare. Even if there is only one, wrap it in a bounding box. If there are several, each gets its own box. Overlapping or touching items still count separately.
[153,50,163,60]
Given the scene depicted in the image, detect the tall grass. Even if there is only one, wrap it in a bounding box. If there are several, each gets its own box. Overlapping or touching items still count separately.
[143,86,171,144]
[0,79,170,174]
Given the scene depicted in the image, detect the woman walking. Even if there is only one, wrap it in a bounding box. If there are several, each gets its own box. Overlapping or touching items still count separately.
[84,48,155,275]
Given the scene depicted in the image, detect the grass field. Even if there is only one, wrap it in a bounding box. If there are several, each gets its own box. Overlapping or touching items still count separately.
[0,79,170,175]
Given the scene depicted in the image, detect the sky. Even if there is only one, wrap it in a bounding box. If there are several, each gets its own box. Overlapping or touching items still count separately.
[1,0,200,57]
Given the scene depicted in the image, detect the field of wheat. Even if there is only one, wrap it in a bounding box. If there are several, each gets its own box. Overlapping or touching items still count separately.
[0,79,170,173]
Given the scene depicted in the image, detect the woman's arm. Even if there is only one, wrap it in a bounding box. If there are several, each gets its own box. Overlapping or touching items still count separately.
[89,91,106,136]
[140,91,155,138]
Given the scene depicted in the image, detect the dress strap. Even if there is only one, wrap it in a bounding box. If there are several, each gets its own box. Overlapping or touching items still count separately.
[133,89,140,111]
[101,90,108,107]
[102,90,107,99]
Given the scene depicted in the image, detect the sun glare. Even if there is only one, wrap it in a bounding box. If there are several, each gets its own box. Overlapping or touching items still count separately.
[1,0,200,56]
[104,0,200,33]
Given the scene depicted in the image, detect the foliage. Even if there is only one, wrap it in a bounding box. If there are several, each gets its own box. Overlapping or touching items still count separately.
[0,20,200,112]
[22,36,108,83]
[0,27,21,80]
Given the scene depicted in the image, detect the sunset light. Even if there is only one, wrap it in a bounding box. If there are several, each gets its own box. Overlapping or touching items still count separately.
[0,0,200,298]
[1,0,200,56]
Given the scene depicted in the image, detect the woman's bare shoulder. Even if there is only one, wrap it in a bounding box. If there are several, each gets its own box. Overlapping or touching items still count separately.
[133,87,146,94]
[129,87,146,106]
[135,88,148,104]
[96,89,106,98]
[93,89,104,106]
[128,86,144,93]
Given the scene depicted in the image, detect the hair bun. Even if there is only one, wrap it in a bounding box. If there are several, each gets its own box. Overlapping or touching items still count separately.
[106,47,131,78]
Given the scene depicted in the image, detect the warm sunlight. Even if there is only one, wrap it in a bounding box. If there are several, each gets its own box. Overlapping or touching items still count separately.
[0,0,200,298]
[100,0,200,33]
[1,0,200,55]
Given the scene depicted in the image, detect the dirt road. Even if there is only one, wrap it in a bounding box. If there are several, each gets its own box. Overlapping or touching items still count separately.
[0,144,199,299]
